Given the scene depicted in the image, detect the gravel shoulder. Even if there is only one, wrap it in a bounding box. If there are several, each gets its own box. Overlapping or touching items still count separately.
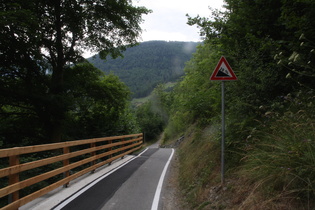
[160,150,189,210]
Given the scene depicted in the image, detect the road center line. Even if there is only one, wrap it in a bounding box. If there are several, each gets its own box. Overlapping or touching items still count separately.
[151,148,175,210]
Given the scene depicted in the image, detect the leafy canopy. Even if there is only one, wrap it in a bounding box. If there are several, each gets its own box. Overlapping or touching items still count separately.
[0,0,149,143]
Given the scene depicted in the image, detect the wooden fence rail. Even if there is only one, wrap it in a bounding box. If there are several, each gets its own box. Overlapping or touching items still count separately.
[0,133,143,210]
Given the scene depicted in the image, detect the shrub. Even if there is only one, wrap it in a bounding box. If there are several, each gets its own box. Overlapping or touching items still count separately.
[240,98,315,205]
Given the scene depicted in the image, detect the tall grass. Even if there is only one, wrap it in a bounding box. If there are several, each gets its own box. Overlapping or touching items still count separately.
[178,125,221,208]
[240,109,315,206]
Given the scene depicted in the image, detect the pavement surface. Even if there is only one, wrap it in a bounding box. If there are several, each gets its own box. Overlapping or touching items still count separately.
[20,146,174,210]
[100,148,173,210]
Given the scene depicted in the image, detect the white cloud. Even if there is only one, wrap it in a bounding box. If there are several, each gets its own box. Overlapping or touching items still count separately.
[84,0,224,57]
[138,8,201,41]
[134,0,225,42]
[141,30,197,42]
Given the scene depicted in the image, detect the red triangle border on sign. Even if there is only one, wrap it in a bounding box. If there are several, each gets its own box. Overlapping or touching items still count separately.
[210,56,237,81]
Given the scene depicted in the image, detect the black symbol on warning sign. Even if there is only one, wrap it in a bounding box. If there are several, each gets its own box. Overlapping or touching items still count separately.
[217,67,230,77]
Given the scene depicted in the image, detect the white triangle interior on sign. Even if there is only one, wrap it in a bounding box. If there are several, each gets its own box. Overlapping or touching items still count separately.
[217,62,232,77]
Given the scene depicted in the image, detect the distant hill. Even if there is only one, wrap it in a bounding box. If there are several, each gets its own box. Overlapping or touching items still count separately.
[88,41,200,98]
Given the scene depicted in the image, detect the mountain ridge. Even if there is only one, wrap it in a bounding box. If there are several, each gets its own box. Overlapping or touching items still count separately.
[88,41,200,98]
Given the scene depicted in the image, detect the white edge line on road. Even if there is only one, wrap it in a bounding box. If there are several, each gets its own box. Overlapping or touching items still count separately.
[53,148,149,210]
[151,148,175,210]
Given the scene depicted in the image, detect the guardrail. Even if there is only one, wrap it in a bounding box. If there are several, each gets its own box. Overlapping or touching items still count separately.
[0,133,143,210]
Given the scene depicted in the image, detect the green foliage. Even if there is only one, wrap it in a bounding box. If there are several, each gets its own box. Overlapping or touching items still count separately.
[163,43,221,141]
[0,61,138,147]
[152,83,174,117]
[88,41,200,98]
[132,83,175,142]
[163,111,191,141]
[186,0,315,154]
[0,0,149,143]
[167,0,315,207]
[178,46,221,125]
[240,91,315,204]
[135,101,165,141]
[64,62,138,139]
[178,126,221,208]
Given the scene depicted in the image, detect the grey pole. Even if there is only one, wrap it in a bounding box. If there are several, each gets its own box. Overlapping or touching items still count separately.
[221,81,225,185]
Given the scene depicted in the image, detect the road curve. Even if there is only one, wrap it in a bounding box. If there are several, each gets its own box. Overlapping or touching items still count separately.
[53,148,174,210]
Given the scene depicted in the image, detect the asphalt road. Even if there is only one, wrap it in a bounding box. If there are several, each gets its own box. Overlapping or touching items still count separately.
[54,147,174,210]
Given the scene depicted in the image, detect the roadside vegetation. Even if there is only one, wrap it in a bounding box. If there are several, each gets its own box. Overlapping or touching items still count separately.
[156,0,315,209]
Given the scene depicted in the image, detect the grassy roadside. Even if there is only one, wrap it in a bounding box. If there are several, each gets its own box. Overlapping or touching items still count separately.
[162,108,315,209]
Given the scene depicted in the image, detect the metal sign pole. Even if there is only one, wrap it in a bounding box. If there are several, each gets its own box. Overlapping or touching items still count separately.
[221,81,225,185]
[210,56,237,186]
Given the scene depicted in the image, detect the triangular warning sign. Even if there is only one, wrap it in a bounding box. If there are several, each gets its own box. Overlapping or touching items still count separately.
[210,56,237,81]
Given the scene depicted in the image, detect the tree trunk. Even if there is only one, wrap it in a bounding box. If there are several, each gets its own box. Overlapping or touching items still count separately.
[48,0,66,143]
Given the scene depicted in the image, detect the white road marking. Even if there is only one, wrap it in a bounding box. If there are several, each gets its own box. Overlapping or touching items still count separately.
[151,148,175,210]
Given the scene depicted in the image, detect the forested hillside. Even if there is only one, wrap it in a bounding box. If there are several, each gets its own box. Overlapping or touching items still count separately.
[149,0,315,209]
[88,41,199,98]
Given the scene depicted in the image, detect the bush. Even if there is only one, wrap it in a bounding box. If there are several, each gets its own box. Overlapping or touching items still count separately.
[135,101,165,141]
[240,92,315,204]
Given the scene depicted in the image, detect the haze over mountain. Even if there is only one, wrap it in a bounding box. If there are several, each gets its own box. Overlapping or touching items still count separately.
[88,41,200,98]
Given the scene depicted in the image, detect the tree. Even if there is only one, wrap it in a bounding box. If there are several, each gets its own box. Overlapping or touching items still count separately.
[188,0,295,121]
[274,0,315,89]
[0,0,150,143]
[64,62,137,139]
[135,101,165,141]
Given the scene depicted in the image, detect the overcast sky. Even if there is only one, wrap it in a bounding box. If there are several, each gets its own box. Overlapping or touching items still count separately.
[133,0,225,42]
[83,0,224,57]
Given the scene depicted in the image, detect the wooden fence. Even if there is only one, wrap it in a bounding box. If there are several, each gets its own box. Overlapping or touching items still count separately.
[0,133,143,210]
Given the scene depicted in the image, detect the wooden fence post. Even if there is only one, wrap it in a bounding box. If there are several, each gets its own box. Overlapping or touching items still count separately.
[90,143,96,173]
[63,147,70,187]
[8,155,20,204]
[108,140,112,165]
[121,138,125,159]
